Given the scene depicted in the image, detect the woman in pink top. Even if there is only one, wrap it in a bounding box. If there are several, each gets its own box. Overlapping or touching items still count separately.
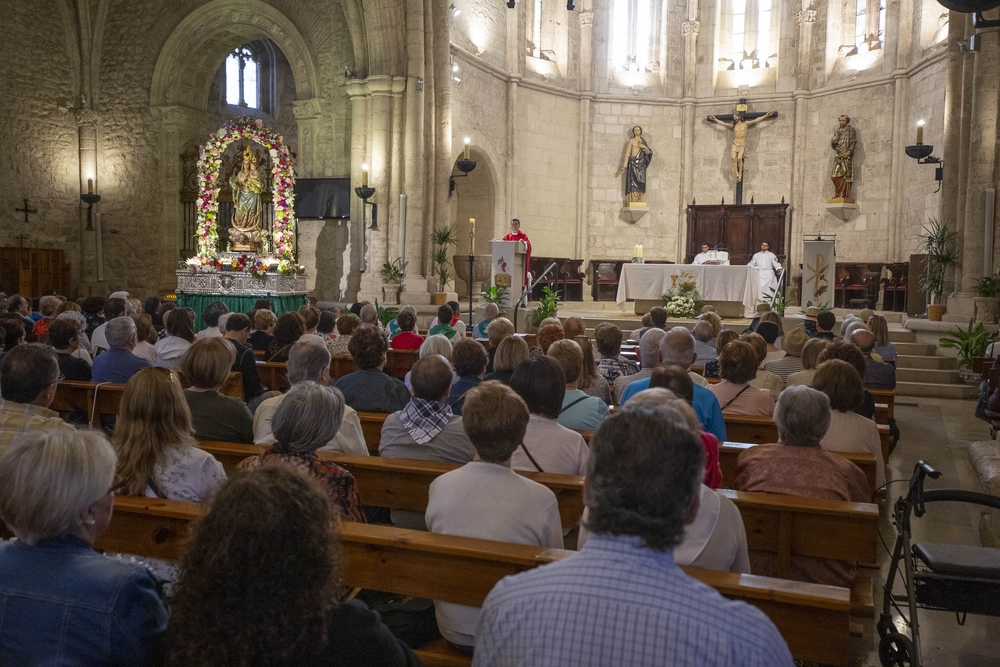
[709,340,774,417]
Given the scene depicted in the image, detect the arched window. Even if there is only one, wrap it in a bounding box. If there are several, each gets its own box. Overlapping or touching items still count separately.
[226,46,260,108]
[610,0,653,71]
[855,0,886,51]
[727,0,777,69]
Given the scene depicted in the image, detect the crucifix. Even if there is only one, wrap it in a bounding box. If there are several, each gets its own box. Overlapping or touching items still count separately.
[706,99,778,204]
[15,198,37,224]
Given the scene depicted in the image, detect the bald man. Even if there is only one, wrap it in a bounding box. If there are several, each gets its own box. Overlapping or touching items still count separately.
[849,329,896,390]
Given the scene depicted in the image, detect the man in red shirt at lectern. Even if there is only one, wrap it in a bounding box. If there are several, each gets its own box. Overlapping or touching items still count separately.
[502,218,532,286]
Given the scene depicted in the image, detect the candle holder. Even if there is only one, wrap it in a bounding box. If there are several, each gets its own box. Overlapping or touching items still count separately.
[455,158,477,175]
[355,185,378,231]
[904,144,943,192]
[631,256,645,264]
[81,193,101,231]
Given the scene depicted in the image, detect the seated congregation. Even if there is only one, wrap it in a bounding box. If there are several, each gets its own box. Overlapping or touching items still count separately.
[0,291,898,665]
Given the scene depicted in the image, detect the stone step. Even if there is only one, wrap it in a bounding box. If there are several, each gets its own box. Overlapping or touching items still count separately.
[896,354,958,370]
[893,342,939,356]
[896,381,980,399]
[896,368,964,384]
[887,329,916,343]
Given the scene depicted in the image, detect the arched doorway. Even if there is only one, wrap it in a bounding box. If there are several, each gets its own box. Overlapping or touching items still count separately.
[450,147,497,297]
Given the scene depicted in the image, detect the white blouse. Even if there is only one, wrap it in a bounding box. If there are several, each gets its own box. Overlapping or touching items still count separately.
[820,409,885,491]
[146,445,227,503]
[511,414,589,476]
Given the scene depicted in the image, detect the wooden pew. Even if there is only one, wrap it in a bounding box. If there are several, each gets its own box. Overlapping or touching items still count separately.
[330,355,359,379]
[386,349,420,379]
[255,361,290,392]
[54,373,246,428]
[719,442,878,497]
[358,412,389,453]
[513,332,537,349]
[87,496,852,666]
[724,415,891,462]
[868,388,894,418]
[722,488,879,617]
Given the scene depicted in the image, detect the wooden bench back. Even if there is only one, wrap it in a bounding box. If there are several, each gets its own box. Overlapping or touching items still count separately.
[357,412,389,452]
[83,495,850,666]
[330,355,359,379]
[724,415,891,462]
[867,388,894,418]
[255,361,290,392]
[54,374,245,429]
[719,442,878,496]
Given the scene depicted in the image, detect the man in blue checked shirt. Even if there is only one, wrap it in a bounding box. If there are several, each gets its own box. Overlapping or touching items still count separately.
[472,405,794,667]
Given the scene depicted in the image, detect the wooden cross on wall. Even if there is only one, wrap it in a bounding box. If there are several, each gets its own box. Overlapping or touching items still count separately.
[15,199,37,224]
[706,99,778,204]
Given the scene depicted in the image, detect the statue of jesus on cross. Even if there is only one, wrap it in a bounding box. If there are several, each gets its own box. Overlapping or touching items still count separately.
[706,100,777,204]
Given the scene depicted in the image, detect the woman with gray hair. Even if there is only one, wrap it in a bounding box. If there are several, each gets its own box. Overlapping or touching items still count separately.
[732,385,869,586]
[237,381,366,523]
[0,429,167,664]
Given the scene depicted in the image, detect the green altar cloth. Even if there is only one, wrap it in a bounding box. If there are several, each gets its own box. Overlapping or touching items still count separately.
[177,292,308,330]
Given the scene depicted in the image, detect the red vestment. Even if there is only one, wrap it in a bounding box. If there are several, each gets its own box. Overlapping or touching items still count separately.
[502,230,532,285]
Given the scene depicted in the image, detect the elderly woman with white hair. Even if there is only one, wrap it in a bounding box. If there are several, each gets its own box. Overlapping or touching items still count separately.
[238,381,366,523]
[0,429,168,665]
[403,334,456,391]
[733,385,869,587]
[576,388,750,575]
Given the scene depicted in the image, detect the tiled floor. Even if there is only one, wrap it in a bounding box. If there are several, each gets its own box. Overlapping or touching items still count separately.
[854,397,1000,667]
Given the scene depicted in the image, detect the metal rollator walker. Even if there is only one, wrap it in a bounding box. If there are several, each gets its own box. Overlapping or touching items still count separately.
[877,461,1000,666]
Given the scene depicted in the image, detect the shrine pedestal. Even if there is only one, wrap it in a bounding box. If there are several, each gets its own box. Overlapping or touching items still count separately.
[620,203,649,224]
[825,200,858,221]
[176,269,308,329]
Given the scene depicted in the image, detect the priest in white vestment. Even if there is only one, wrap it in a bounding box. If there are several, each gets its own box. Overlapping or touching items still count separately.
[692,244,712,265]
[748,241,782,297]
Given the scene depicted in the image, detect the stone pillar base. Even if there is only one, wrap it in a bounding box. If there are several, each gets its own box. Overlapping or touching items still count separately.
[942,292,976,322]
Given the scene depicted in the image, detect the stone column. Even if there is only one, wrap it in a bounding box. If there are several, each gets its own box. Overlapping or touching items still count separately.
[361,75,395,297]
[787,8,815,287]
[677,14,700,262]
[960,27,1000,291]
[430,0,453,294]
[887,71,909,263]
[390,76,407,260]
[576,10,595,270]
[347,79,370,293]
[76,109,100,291]
[402,0,428,299]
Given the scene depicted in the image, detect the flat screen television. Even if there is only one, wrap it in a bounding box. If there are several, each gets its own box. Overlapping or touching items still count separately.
[294,178,351,219]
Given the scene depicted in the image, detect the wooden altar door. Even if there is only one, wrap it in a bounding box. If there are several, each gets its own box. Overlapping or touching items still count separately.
[0,248,72,297]
[686,202,788,267]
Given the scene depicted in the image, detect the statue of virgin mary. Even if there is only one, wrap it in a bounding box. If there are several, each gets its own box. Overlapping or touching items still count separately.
[229,146,264,251]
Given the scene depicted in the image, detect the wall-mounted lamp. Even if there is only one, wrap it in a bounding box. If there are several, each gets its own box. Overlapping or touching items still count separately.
[451,57,463,85]
[449,3,460,16]
[507,0,515,8]
[456,138,477,175]
[355,163,378,231]
[81,176,100,231]
[905,120,944,193]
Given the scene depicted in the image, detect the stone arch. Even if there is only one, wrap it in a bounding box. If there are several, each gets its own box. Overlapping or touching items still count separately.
[450,146,502,296]
[149,0,322,109]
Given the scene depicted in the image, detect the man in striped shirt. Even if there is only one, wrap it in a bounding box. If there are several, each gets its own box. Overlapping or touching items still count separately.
[472,406,794,667]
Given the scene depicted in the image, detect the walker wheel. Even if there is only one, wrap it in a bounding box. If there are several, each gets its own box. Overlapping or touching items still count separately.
[878,631,914,667]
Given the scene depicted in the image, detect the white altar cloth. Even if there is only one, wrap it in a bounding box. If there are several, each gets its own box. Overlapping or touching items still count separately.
[616,264,763,317]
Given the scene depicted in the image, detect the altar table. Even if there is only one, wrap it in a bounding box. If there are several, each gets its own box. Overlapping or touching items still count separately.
[616,264,763,317]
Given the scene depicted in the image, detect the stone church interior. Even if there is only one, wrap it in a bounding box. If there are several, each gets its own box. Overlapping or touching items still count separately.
[2,0,1000,665]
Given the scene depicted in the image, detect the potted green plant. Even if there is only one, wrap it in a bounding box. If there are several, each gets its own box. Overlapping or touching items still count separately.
[973,272,1000,324]
[378,258,407,305]
[763,287,787,317]
[481,284,510,312]
[373,298,399,328]
[940,318,999,383]
[430,226,457,305]
[916,219,960,321]
[530,285,561,330]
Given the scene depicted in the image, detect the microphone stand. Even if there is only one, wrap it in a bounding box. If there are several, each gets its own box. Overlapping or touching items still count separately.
[513,262,558,331]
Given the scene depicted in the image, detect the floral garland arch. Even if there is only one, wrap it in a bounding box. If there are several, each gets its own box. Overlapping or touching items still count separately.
[191,116,299,275]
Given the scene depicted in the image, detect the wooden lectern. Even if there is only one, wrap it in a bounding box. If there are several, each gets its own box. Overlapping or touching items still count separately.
[491,240,527,308]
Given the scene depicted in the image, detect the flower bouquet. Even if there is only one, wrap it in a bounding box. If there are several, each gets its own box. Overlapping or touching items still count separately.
[661,281,704,319]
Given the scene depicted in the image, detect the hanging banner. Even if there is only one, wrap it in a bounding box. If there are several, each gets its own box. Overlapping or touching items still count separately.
[802,240,836,308]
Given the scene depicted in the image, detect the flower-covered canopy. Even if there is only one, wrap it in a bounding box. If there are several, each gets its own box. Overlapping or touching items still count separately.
[195,116,297,273]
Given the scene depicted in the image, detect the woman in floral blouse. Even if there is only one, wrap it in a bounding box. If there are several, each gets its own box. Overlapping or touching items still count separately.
[238,381,366,523]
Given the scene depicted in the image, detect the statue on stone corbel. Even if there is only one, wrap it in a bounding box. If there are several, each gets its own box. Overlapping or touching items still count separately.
[829,114,857,203]
[618,126,653,206]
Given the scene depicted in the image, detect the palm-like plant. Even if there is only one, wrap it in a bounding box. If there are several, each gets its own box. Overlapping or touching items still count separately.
[940,318,998,369]
[430,226,458,292]
[917,219,960,303]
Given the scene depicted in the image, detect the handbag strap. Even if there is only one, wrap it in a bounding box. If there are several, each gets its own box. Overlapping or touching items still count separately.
[721,384,751,411]
[560,395,590,414]
[519,442,544,473]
